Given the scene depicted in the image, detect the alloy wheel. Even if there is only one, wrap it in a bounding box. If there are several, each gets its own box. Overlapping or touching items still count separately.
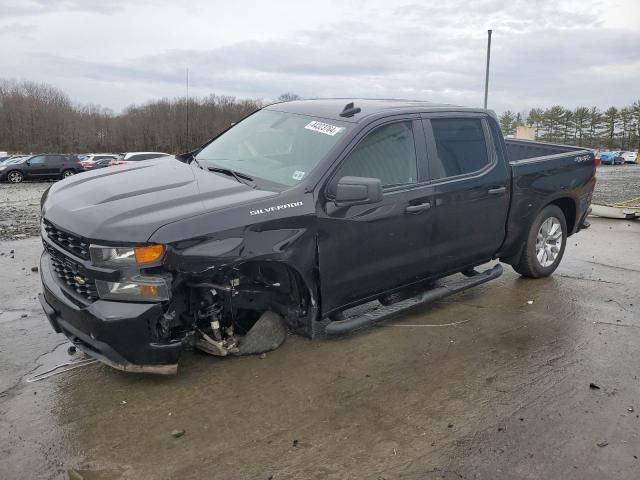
[536,217,563,267]
[8,171,23,183]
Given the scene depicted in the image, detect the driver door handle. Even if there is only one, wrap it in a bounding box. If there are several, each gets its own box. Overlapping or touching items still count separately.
[405,202,431,214]
[488,186,507,195]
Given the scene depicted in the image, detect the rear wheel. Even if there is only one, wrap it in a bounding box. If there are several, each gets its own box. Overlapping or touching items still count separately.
[513,205,567,278]
[62,169,75,178]
[7,170,23,183]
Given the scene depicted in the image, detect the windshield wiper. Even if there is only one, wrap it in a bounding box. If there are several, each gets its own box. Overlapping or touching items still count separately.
[208,167,256,188]
[191,155,204,169]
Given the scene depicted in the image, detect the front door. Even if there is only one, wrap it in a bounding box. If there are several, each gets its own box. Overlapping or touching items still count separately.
[422,115,510,273]
[317,118,435,315]
[26,155,48,177]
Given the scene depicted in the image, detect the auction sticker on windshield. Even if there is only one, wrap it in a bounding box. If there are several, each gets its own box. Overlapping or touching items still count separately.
[305,121,343,136]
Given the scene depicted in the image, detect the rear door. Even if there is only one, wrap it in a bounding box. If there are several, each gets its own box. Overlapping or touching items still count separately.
[421,114,510,273]
[49,155,69,175]
[317,116,436,314]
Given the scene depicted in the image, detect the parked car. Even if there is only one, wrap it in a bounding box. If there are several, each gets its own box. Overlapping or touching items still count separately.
[599,151,625,165]
[38,99,596,374]
[621,151,638,164]
[110,152,172,166]
[80,154,119,171]
[0,154,83,183]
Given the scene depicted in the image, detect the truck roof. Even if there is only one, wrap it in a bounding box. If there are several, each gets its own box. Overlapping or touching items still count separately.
[265,98,491,123]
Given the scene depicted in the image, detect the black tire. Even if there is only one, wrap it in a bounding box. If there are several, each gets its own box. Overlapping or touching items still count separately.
[513,205,567,278]
[62,169,75,178]
[7,170,23,183]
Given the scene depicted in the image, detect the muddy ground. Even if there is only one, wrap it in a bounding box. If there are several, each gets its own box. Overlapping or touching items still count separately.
[0,210,639,479]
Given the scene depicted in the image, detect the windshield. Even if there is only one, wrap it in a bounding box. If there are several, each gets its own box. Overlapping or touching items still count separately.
[8,157,27,164]
[195,109,352,187]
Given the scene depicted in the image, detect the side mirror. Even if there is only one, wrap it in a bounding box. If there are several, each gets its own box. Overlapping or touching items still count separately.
[25,160,31,166]
[334,176,383,207]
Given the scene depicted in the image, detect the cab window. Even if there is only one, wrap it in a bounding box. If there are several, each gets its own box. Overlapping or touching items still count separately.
[428,118,490,179]
[333,121,417,189]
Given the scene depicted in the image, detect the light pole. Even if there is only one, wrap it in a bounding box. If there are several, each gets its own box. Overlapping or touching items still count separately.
[186,69,190,149]
[484,29,492,109]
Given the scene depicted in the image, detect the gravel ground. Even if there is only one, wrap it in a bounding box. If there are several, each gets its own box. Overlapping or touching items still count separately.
[0,164,638,241]
[0,182,50,241]
[592,164,640,207]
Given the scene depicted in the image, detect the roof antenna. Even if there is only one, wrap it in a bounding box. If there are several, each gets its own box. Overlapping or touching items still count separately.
[340,102,361,118]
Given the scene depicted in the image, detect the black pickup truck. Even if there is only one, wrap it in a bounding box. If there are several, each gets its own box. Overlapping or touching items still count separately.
[38,99,596,374]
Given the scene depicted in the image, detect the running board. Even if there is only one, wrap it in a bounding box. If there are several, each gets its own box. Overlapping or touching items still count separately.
[325,264,503,336]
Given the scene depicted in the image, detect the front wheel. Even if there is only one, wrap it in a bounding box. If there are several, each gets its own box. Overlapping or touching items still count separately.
[7,170,24,183]
[62,169,75,178]
[513,205,567,278]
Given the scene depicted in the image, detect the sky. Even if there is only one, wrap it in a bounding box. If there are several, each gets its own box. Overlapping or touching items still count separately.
[1,0,639,113]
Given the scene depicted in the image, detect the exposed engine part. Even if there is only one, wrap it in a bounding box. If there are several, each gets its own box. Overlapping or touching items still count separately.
[192,287,239,356]
[195,329,238,356]
[167,262,310,357]
[188,282,236,292]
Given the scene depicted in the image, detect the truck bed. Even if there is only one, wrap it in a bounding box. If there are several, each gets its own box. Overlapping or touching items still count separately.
[505,138,590,163]
[497,138,596,265]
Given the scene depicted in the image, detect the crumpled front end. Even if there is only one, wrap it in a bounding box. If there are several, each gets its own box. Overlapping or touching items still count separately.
[38,213,318,374]
[39,248,181,374]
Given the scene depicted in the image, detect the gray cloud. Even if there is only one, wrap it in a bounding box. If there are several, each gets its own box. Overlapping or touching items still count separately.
[0,22,32,35]
[0,0,134,16]
[1,0,638,112]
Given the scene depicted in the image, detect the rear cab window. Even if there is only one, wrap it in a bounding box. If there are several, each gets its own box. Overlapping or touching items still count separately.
[426,117,491,180]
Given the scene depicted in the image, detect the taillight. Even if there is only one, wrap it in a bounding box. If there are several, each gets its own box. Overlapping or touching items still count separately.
[110,160,127,166]
[594,156,601,167]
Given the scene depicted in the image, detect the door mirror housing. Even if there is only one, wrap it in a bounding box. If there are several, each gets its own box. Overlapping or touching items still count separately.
[25,160,31,166]
[334,176,383,207]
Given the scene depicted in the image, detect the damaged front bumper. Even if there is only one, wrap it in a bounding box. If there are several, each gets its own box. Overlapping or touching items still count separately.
[39,251,182,375]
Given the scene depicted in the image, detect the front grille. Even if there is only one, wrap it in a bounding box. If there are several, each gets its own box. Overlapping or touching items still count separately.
[45,244,98,301]
[43,220,90,260]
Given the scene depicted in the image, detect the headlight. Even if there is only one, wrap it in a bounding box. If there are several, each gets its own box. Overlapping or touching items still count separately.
[95,274,172,302]
[90,244,165,267]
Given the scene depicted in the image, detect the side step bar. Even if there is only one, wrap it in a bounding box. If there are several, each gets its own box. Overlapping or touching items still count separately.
[325,264,503,336]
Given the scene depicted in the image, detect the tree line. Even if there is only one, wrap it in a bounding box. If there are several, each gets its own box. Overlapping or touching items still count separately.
[0,79,269,154]
[1,78,638,154]
[499,103,640,151]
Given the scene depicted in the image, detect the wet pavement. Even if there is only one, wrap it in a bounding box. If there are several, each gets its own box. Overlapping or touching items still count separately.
[0,217,639,479]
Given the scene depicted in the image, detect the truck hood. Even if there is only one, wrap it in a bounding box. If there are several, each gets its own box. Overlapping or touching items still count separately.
[42,160,278,243]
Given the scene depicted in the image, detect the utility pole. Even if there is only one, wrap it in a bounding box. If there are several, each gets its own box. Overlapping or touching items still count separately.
[484,29,492,109]
[186,68,190,149]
